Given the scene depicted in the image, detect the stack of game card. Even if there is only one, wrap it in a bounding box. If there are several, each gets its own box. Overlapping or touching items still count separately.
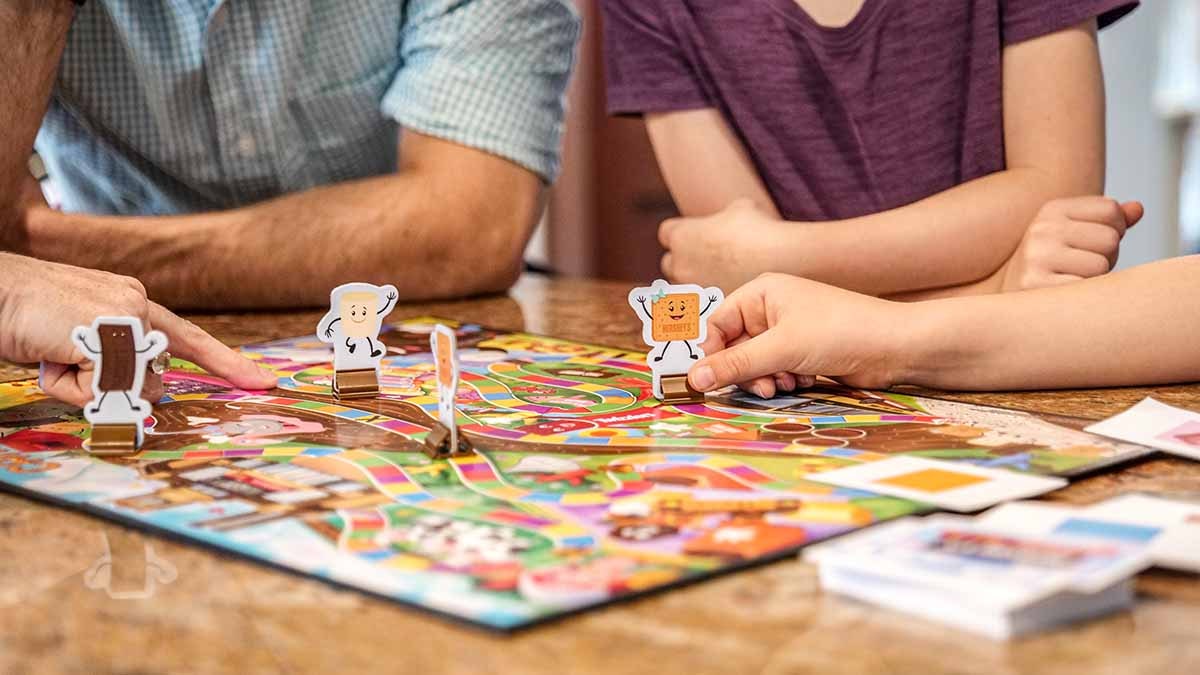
[805,515,1152,640]
[807,492,1199,639]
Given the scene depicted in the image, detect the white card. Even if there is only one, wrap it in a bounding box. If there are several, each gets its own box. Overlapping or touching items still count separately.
[430,324,460,454]
[628,279,723,400]
[1084,494,1200,573]
[808,456,1066,512]
[808,514,1148,604]
[1085,398,1200,461]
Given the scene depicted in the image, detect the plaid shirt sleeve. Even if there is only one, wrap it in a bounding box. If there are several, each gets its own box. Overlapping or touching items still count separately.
[382,0,581,182]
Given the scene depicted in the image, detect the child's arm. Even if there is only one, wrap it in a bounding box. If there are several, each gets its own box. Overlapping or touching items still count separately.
[645,109,780,219]
[655,21,1106,296]
[687,256,1200,396]
[894,197,1143,300]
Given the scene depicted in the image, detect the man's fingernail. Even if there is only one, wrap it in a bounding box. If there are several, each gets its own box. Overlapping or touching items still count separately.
[690,365,716,391]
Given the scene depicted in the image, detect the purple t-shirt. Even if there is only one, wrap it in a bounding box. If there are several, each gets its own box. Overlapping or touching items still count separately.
[602,0,1138,222]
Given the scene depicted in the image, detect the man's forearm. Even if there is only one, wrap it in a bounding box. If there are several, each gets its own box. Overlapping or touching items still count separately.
[0,0,72,230]
[899,256,1200,391]
[25,160,543,309]
[783,166,1081,297]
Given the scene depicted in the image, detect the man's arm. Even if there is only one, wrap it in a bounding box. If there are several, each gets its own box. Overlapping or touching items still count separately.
[22,131,545,309]
[654,20,1106,297]
[0,1,72,236]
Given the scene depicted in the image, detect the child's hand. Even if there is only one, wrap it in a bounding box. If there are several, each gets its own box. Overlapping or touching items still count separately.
[1001,198,1144,292]
[686,273,909,398]
[658,199,792,291]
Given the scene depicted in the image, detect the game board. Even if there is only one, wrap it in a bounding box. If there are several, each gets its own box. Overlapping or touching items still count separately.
[0,318,1153,630]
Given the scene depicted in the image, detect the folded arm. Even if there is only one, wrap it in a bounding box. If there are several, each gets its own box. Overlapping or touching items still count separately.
[653,20,1106,297]
[21,131,545,309]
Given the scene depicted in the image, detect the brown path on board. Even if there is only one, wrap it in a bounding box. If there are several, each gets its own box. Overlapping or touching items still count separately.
[1,274,1198,675]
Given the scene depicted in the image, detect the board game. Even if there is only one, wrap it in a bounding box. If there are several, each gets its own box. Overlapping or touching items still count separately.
[0,318,1153,630]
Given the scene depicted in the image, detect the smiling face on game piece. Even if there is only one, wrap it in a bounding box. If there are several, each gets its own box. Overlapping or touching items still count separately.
[651,293,701,342]
[338,292,378,338]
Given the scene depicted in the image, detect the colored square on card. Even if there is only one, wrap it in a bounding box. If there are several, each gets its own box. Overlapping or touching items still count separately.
[1053,518,1161,543]
[877,468,988,493]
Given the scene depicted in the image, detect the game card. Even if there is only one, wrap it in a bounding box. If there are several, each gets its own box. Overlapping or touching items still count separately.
[973,498,1199,574]
[1083,494,1200,573]
[430,324,460,454]
[1085,398,1200,461]
[808,456,1066,512]
[807,514,1151,603]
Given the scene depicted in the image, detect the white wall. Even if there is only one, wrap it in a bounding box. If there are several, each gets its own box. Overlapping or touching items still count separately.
[1101,2,1178,267]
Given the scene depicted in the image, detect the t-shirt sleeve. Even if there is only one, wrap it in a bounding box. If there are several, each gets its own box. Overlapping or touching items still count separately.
[1002,0,1139,45]
[599,0,712,116]
[382,0,581,182]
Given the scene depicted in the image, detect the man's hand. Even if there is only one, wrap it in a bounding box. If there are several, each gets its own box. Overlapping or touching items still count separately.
[686,273,911,398]
[659,199,798,291]
[1000,198,1144,292]
[0,253,277,406]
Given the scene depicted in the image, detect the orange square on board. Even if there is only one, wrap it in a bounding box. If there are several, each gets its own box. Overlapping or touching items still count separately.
[876,468,988,493]
[651,293,701,342]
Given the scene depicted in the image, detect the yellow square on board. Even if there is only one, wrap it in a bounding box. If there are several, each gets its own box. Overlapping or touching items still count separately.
[876,468,988,493]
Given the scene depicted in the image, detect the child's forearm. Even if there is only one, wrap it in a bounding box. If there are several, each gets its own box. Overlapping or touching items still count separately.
[886,268,1005,302]
[900,256,1200,391]
[782,167,1079,297]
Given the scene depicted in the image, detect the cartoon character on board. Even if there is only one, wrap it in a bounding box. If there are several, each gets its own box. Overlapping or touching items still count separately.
[316,282,398,398]
[628,279,723,399]
[430,324,461,453]
[71,316,168,450]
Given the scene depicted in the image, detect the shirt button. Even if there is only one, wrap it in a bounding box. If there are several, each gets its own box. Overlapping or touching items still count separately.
[236,133,257,156]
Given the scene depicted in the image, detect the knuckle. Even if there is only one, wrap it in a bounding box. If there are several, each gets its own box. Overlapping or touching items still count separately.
[116,287,149,316]
[1037,199,1067,218]
[722,348,754,381]
[1103,198,1123,219]
[1027,220,1058,238]
[124,276,148,298]
[1100,228,1121,252]
[1026,242,1054,265]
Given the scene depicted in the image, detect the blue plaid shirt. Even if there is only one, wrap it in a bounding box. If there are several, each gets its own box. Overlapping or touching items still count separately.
[36,0,580,215]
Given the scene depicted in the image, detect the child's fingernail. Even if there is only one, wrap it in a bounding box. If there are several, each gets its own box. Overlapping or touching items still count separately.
[690,365,716,391]
[753,383,772,399]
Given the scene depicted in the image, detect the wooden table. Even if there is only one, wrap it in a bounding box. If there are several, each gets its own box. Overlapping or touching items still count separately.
[1,275,1198,674]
